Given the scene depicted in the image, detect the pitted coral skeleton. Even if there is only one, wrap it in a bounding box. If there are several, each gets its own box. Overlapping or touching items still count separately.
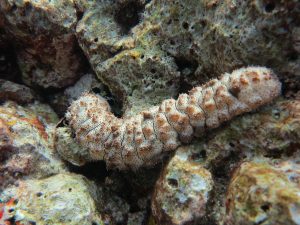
[56,66,281,170]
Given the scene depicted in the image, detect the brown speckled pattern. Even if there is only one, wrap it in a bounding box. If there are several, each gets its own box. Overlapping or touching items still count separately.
[66,67,281,170]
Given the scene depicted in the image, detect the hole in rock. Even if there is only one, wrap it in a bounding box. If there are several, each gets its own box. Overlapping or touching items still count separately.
[68,161,108,182]
[264,1,276,12]
[167,178,179,188]
[182,22,189,29]
[174,56,198,75]
[76,10,84,21]
[92,85,123,118]
[261,203,271,212]
[287,51,298,61]
[11,4,17,11]
[229,142,235,148]
[174,56,198,94]
[114,0,145,35]
[8,208,14,213]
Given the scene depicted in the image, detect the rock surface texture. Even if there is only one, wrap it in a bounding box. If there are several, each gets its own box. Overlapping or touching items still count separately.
[152,151,213,225]
[0,0,86,88]
[225,161,300,225]
[0,0,299,224]
[0,173,104,225]
[0,94,66,192]
[75,0,299,113]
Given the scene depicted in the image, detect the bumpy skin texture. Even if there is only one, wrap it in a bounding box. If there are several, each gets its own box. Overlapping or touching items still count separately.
[65,67,281,170]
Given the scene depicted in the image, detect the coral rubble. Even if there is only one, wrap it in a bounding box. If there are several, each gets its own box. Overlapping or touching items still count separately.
[151,150,213,225]
[0,173,103,225]
[225,161,300,225]
[0,0,86,88]
[0,98,66,191]
[75,0,299,114]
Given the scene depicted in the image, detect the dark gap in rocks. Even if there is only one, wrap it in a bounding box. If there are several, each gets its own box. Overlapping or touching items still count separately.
[229,142,235,148]
[176,76,193,97]
[6,218,16,225]
[190,150,207,161]
[263,148,283,159]
[93,83,123,118]
[261,203,271,212]
[109,46,124,58]
[11,4,17,11]
[68,161,108,182]
[285,142,300,157]
[264,1,276,13]
[174,56,198,75]
[174,56,198,96]
[182,21,189,30]
[286,51,298,61]
[114,0,146,35]
[0,42,23,83]
[211,149,242,179]
[76,10,84,21]
[8,208,14,213]
[167,178,178,188]
[107,166,161,214]
[73,0,84,21]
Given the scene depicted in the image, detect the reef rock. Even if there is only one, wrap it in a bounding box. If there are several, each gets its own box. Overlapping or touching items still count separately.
[75,0,299,115]
[151,149,214,225]
[0,99,67,191]
[0,0,86,88]
[225,160,300,225]
[0,79,37,104]
[0,173,103,225]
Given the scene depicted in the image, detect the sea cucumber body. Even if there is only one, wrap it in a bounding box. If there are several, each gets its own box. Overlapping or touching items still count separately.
[66,67,281,170]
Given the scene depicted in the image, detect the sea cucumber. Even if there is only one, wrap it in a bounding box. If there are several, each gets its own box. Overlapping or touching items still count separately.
[65,66,281,170]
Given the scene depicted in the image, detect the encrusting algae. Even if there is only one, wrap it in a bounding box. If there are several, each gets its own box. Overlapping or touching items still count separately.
[56,66,281,170]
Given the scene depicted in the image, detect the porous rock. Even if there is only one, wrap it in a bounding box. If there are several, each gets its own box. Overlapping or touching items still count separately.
[0,79,37,104]
[151,149,214,225]
[0,100,67,191]
[0,0,86,88]
[0,173,104,225]
[75,0,299,115]
[225,160,300,225]
[75,0,180,115]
